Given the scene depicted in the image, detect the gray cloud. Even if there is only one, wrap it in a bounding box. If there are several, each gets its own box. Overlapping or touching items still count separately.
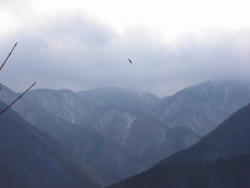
[1,6,250,97]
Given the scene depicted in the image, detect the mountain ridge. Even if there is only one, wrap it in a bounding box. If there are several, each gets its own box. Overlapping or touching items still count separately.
[107,99,250,188]
[162,102,250,164]
[0,100,103,188]
[81,104,200,168]
[150,79,250,136]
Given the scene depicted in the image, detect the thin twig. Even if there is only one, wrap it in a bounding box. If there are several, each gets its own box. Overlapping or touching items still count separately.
[0,42,18,71]
[0,82,36,114]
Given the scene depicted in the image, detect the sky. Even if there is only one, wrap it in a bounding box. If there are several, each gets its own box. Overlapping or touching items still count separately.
[1,0,250,97]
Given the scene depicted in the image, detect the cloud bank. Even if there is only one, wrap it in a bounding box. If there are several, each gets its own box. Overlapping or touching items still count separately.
[1,1,250,97]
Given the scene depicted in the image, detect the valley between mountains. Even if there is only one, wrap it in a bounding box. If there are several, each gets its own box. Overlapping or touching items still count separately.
[1,79,250,187]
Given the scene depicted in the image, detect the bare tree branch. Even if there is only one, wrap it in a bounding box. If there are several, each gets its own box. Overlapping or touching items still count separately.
[0,42,18,71]
[0,82,36,114]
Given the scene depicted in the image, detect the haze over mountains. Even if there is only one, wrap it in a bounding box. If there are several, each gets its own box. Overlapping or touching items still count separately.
[31,112,146,185]
[151,80,250,135]
[81,105,200,168]
[0,101,103,188]
[108,102,250,188]
[1,79,250,187]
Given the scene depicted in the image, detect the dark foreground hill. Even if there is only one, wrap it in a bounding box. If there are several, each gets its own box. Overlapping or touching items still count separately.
[163,102,250,164]
[108,154,250,188]
[108,103,250,188]
[0,101,103,188]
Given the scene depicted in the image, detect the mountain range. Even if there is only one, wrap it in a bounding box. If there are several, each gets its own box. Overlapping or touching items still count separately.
[150,79,250,135]
[0,82,200,185]
[31,111,146,185]
[81,104,200,168]
[1,79,250,187]
[22,86,160,124]
[108,102,250,188]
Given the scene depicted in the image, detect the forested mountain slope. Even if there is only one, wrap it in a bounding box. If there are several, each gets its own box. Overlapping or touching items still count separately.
[0,101,103,188]
[31,111,146,186]
[108,102,250,188]
[81,105,200,167]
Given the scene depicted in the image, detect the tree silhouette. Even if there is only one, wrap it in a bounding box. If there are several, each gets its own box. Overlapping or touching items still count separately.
[0,42,36,114]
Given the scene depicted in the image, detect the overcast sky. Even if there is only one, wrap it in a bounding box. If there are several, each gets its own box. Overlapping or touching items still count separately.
[1,0,250,97]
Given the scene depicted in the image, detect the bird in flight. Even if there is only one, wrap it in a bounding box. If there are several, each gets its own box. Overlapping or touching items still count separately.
[128,59,132,64]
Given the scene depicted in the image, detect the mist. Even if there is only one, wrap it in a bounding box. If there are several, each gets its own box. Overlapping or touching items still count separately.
[1,1,250,97]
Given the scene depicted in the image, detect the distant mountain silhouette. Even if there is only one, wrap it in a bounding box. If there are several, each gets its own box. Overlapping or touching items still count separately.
[77,86,160,113]
[3,80,250,137]
[151,79,250,136]
[23,88,93,124]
